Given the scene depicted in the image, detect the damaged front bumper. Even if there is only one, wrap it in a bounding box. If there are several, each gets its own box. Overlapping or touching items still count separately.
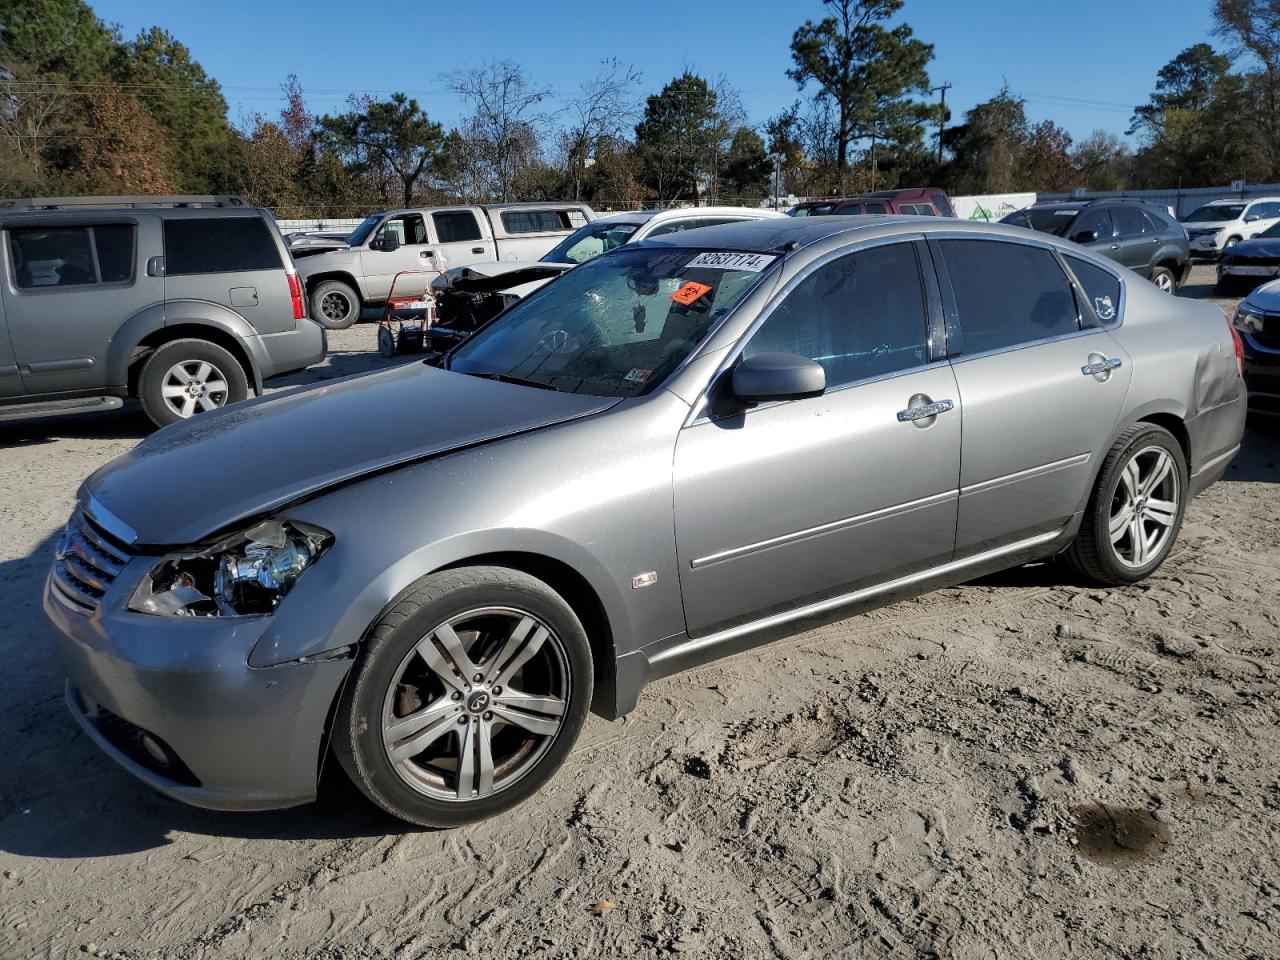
[44,560,351,811]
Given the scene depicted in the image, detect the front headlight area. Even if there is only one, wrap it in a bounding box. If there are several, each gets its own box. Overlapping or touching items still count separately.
[129,520,333,617]
[1234,304,1264,335]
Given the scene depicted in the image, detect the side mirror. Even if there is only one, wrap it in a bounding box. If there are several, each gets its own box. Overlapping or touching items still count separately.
[1244,213,1260,223]
[732,352,826,403]
[374,232,401,252]
[1072,230,1099,244]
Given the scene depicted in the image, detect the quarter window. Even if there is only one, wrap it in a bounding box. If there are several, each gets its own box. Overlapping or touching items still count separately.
[1064,255,1122,325]
[744,242,929,389]
[432,211,482,243]
[939,239,1080,354]
[9,224,136,289]
[164,218,282,275]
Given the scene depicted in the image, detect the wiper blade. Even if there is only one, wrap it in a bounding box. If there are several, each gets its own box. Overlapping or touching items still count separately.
[467,372,560,392]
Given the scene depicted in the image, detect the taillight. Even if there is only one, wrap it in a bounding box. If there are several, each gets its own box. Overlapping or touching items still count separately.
[1227,319,1245,378]
[287,272,305,321]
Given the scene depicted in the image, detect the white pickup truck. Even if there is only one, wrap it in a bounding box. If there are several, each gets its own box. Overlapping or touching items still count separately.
[292,202,594,329]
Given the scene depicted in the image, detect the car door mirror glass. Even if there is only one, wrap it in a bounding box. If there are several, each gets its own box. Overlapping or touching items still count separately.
[732,352,826,403]
[1072,230,1099,244]
[376,232,401,252]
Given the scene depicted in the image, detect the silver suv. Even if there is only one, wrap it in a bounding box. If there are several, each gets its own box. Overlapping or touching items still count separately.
[0,195,325,427]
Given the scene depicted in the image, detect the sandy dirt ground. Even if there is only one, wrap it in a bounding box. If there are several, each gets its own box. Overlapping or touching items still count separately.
[0,266,1277,960]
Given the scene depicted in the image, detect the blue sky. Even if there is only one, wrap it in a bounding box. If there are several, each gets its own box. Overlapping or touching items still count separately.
[90,0,1219,144]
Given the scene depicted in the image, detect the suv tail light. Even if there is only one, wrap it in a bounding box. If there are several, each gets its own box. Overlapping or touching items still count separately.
[287,272,306,321]
[1227,317,1245,378]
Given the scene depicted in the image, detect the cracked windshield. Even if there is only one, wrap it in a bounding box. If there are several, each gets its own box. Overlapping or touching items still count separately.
[448,248,776,396]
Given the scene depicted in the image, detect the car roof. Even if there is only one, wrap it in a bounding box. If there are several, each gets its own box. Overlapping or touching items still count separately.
[639,214,1038,253]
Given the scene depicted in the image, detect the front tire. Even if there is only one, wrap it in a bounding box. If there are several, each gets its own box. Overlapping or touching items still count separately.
[333,566,593,827]
[1066,424,1187,585]
[138,338,248,427]
[311,280,361,330]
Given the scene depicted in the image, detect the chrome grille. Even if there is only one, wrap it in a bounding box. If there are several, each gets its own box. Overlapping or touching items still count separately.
[52,508,132,610]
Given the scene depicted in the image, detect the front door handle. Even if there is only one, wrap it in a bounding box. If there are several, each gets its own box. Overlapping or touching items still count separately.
[897,397,954,423]
[471,246,485,254]
[420,250,434,259]
[1081,357,1122,377]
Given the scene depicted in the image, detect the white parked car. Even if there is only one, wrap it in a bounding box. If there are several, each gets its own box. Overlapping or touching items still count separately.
[292,203,594,329]
[427,206,785,352]
[1182,197,1280,260]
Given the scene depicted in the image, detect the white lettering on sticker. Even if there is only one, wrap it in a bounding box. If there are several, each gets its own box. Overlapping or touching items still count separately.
[685,252,778,273]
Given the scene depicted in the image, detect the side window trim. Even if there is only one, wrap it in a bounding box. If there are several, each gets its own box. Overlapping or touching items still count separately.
[1059,252,1126,330]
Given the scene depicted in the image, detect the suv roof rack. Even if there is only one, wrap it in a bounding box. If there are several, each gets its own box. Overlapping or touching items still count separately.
[0,195,248,211]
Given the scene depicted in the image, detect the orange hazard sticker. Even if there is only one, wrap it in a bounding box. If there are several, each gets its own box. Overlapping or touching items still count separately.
[670,281,713,306]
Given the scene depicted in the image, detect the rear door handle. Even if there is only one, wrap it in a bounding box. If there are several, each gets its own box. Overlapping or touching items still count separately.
[897,398,954,422]
[1081,357,1122,376]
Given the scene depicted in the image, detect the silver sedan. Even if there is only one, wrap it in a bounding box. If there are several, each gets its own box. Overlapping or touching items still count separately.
[45,217,1247,827]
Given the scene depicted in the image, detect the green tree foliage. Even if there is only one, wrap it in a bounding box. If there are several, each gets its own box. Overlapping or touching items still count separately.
[1213,0,1280,180]
[787,0,938,192]
[116,27,236,191]
[721,126,771,199]
[1128,44,1258,186]
[634,72,738,203]
[319,93,446,206]
[0,0,117,79]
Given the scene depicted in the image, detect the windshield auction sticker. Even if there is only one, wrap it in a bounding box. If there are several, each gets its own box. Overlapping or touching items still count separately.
[670,281,713,306]
[686,252,777,272]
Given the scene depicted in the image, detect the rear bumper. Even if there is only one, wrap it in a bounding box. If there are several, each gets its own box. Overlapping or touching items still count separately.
[44,570,350,811]
[1187,389,1248,497]
[252,320,327,381]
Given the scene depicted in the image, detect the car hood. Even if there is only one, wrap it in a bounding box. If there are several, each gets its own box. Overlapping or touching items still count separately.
[432,261,573,293]
[1183,220,1231,231]
[1244,277,1280,312]
[82,363,619,546]
[1230,237,1280,259]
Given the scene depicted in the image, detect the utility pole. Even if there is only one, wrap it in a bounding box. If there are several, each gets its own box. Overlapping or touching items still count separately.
[931,82,951,166]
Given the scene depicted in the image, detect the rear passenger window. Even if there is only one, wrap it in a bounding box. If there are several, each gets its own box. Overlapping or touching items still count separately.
[646,219,699,238]
[433,211,482,243]
[744,242,929,388]
[9,224,136,289]
[1113,207,1151,237]
[1064,255,1122,324]
[939,240,1079,354]
[500,210,567,234]
[864,202,888,214]
[164,218,282,275]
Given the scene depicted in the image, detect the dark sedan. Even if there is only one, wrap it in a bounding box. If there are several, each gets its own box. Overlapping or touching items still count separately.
[1217,222,1280,293]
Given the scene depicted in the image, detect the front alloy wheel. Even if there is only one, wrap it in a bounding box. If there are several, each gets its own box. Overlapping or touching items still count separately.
[382,608,569,802]
[334,566,592,827]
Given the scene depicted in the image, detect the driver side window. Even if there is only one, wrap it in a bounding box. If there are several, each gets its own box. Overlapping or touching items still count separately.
[743,242,929,389]
[377,214,427,246]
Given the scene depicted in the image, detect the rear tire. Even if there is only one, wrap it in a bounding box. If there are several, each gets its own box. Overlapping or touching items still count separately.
[333,566,593,828]
[1066,423,1187,585]
[1149,266,1176,294]
[137,338,248,428]
[311,280,361,330]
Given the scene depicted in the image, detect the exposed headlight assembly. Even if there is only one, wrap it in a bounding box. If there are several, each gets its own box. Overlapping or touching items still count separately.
[1234,304,1264,334]
[130,520,332,617]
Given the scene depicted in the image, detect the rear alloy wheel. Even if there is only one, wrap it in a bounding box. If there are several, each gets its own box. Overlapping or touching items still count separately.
[1066,424,1187,584]
[138,338,248,428]
[334,567,592,827]
[311,279,361,330]
[1150,266,1176,293]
